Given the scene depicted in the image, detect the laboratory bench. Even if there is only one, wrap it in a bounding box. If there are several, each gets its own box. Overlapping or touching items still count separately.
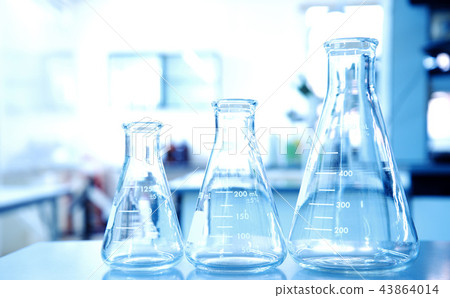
[0,240,448,280]
[0,184,70,241]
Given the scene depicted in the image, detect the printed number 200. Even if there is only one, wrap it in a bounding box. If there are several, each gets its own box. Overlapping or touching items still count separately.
[334,227,349,234]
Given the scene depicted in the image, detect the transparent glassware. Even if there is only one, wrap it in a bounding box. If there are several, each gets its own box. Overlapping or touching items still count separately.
[288,38,419,272]
[185,99,287,272]
[102,122,184,271]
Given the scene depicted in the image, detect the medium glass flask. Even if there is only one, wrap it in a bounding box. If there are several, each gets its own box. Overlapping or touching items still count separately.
[102,122,183,271]
[288,38,419,271]
[186,99,287,272]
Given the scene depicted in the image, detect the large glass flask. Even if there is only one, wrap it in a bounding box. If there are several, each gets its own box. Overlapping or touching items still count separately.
[186,99,286,272]
[288,38,419,271]
[102,122,183,271]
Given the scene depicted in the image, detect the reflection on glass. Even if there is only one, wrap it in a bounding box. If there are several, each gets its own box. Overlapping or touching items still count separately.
[187,268,286,280]
[292,263,413,280]
[103,268,183,280]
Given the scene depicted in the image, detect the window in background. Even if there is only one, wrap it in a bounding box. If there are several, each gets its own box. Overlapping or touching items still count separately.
[109,54,162,110]
[428,91,450,157]
[164,52,221,109]
[43,53,77,112]
[2,52,77,114]
[108,52,221,110]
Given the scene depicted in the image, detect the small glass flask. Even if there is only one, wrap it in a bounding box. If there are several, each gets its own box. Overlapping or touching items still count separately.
[185,99,287,272]
[102,122,183,271]
[288,38,419,271]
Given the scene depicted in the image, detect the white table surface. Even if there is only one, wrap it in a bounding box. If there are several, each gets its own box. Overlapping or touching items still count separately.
[0,240,448,280]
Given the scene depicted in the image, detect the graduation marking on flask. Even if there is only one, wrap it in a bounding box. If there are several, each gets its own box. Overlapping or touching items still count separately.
[210,235,233,238]
[214,189,232,197]
[305,198,353,234]
[308,203,334,206]
[211,189,255,244]
[304,227,332,232]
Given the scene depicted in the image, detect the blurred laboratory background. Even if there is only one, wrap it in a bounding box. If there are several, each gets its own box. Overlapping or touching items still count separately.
[1,0,450,256]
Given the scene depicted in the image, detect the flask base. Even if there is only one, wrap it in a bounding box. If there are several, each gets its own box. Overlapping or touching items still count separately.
[103,252,182,272]
[292,252,416,272]
[187,253,284,273]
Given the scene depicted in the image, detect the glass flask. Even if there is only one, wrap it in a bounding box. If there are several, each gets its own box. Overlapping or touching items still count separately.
[288,38,419,271]
[102,122,183,271]
[185,99,286,272]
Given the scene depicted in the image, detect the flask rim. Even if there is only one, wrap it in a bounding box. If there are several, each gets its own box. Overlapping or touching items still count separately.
[212,98,257,113]
[324,37,378,53]
[122,121,163,133]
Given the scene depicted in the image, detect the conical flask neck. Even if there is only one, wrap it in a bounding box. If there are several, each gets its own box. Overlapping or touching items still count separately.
[327,53,375,95]
[123,122,162,165]
[212,99,257,155]
[125,133,160,161]
[324,38,377,97]
[214,113,255,154]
